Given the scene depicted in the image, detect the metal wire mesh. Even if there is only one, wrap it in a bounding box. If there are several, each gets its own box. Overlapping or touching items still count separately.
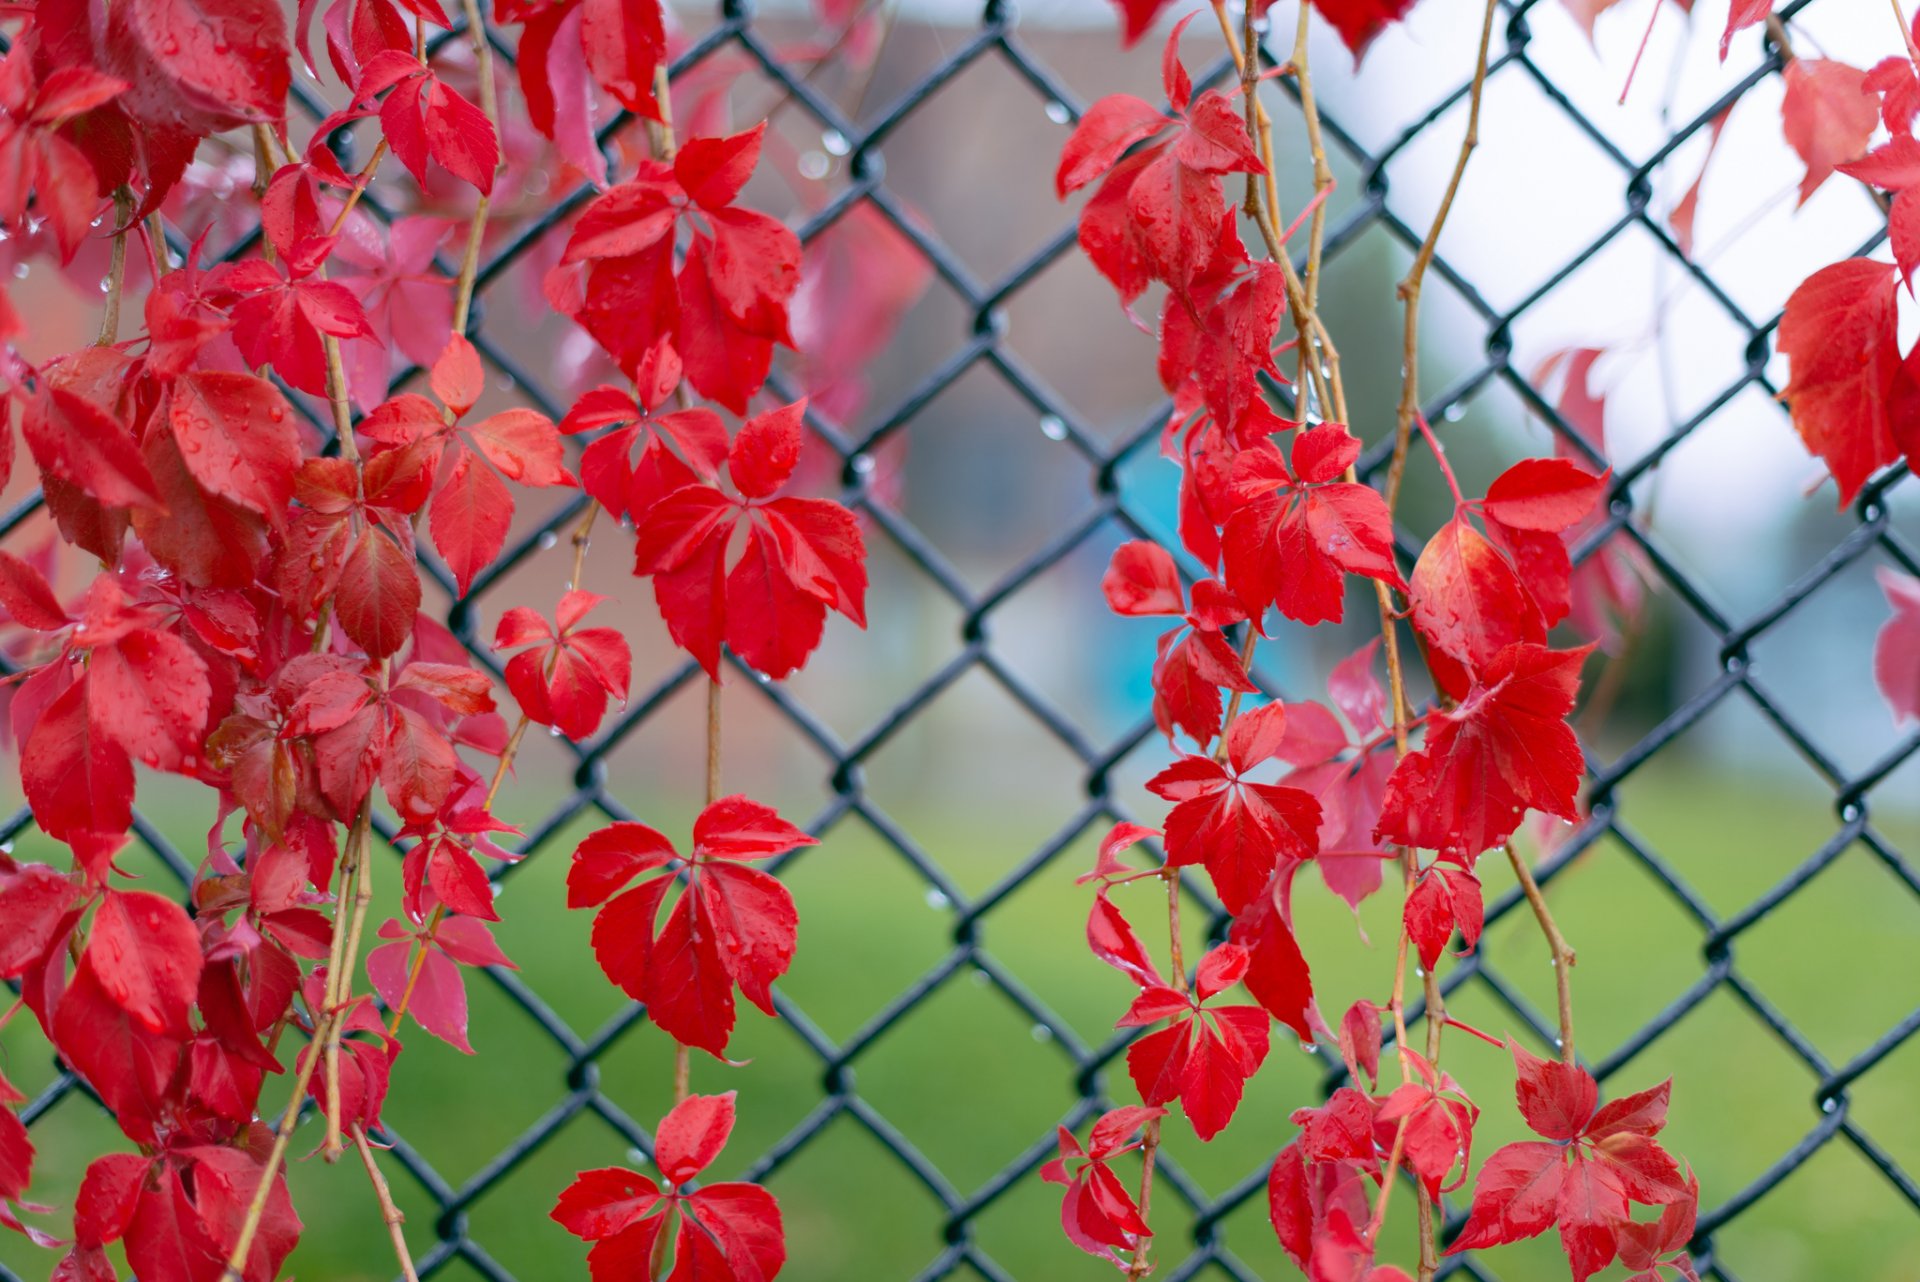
[4,0,1919,1279]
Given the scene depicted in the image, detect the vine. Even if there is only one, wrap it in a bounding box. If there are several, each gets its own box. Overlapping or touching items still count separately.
[0,0,871,1277]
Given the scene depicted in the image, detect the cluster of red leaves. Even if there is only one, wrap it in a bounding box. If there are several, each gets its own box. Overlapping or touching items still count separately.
[1449,1045,1695,1282]
[1052,11,1707,1281]
[1760,19,1920,505]
[567,798,817,1057]
[0,0,872,1263]
[551,1092,783,1282]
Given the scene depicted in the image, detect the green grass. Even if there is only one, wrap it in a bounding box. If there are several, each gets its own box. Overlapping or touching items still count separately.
[4,761,1917,1282]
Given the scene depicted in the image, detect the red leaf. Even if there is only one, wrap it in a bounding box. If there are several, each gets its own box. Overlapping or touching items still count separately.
[1874,567,1920,724]
[22,673,134,842]
[102,0,291,136]
[655,1091,735,1184]
[87,626,212,771]
[431,335,484,415]
[367,935,472,1052]
[335,527,420,659]
[573,798,812,1055]
[1057,95,1168,197]
[122,1166,225,1282]
[1511,1040,1597,1142]
[1088,888,1164,989]
[1720,0,1771,58]
[581,0,665,119]
[1781,59,1877,204]
[167,372,302,523]
[1446,1141,1566,1254]
[430,447,514,598]
[90,889,203,1036]
[21,383,160,510]
[1377,643,1591,860]
[51,957,183,1146]
[1409,516,1546,679]
[1311,0,1422,64]
[1402,865,1482,970]
[1148,752,1320,914]
[1777,258,1901,507]
[1482,458,1608,532]
[1228,874,1315,1041]
[0,864,79,977]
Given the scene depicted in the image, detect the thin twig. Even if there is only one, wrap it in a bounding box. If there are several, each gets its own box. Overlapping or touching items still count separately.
[1385,0,1500,517]
[95,190,132,346]
[353,1125,422,1282]
[220,1012,333,1279]
[451,0,501,335]
[1505,842,1577,1062]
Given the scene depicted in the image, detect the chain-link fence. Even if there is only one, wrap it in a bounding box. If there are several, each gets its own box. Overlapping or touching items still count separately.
[4,0,1919,1280]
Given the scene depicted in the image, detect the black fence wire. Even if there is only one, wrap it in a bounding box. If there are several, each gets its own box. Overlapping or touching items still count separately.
[5,0,1920,1280]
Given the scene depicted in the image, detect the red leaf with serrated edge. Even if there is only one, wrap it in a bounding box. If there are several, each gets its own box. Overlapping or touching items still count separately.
[498,593,632,741]
[167,372,302,523]
[367,932,472,1053]
[1781,59,1877,205]
[1057,95,1169,197]
[0,864,78,977]
[1377,643,1591,861]
[633,412,866,680]
[86,623,212,772]
[1451,1050,1686,1278]
[1103,540,1184,616]
[571,798,815,1055]
[1778,259,1902,508]
[1041,1105,1162,1264]
[23,673,134,842]
[1875,568,1920,724]
[1311,0,1422,64]
[1512,1040,1598,1141]
[51,957,183,1146]
[655,1091,735,1184]
[90,889,203,1036]
[581,0,665,118]
[101,0,290,136]
[1147,750,1320,915]
[431,447,513,598]
[551,1096,785,1282]
[1447,1141,1566,1254]
[336,527,420,660]
[1223,435,1403,626]
[1402,864,1482,970]
[21,383,160,511]
[1228,873,1315,1041]
[1118,942,1270,1140]
[1410,516,1546,680]
[122,1166,225,1282]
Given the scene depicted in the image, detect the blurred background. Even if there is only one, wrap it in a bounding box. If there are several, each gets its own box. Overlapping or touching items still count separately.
[3,0,1920,1279]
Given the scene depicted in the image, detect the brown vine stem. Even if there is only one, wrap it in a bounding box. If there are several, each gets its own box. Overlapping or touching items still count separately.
[1505,842,1577,1063]
[219,1009,332,1280]
[1384,0,1500,518]
[354,1124,422,1282]
[1893,0,1920,76]
[323,798,378,1160]
[452,0,501,336]
[95,190,133,346]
